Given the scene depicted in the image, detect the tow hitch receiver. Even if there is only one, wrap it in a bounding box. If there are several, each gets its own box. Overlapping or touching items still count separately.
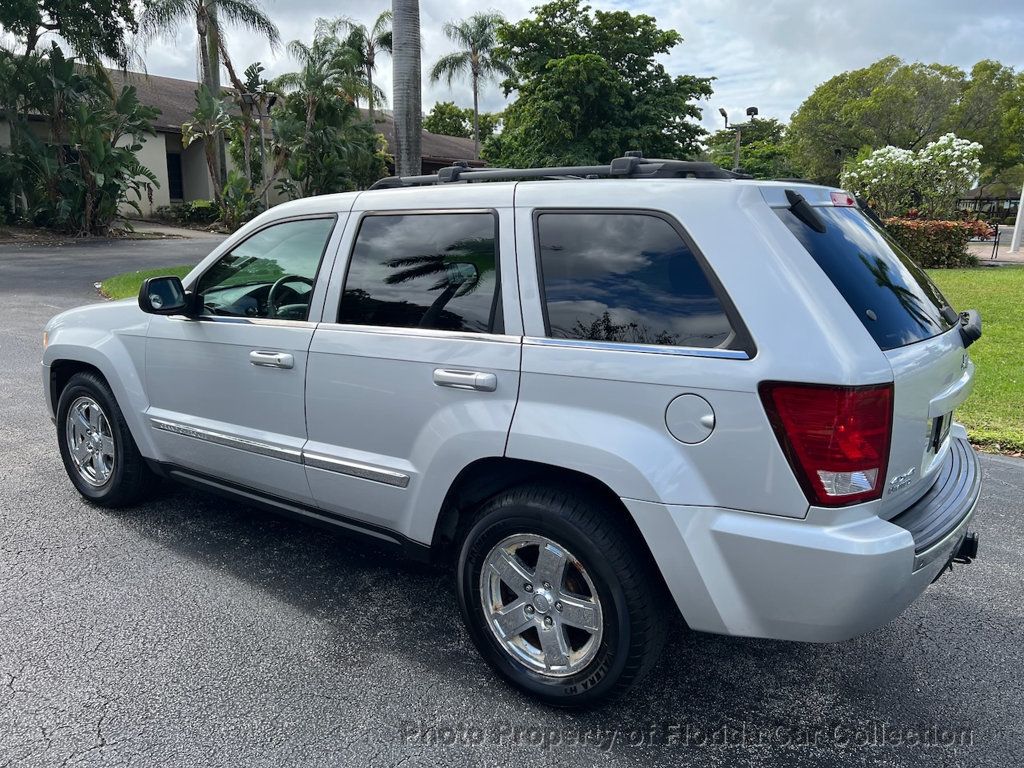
[932,531,979,583]
[954,531,979,564]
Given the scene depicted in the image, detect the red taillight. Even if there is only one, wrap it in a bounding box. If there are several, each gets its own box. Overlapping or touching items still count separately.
[830,190,857,207]
[759,382,893,507]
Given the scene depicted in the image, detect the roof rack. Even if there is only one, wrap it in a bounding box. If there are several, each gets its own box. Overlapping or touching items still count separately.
[370,151,749,190]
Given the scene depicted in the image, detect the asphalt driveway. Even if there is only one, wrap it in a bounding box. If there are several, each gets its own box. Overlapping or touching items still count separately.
[1,238,1022,767]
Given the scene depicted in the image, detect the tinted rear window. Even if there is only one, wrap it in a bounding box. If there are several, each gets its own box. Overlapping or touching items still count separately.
[536,212,736,349]
[775,206,954,350]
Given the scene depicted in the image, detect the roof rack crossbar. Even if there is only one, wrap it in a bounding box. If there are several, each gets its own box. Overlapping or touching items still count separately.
[369,153,747,190]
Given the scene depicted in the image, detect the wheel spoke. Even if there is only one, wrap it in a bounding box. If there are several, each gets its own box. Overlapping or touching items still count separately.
[534,543,567,589]
[87,406,102,431]
[93,454,111,481]
[492,599,533,638]
[489,550,532,594]
[558,595,601,632]
[72,408,91,436]
[539,624,570,669]
[71,439,91,464]
[99,435,115,457]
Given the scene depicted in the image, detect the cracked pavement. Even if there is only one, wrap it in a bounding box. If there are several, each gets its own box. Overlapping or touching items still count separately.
[1,238,1022,767]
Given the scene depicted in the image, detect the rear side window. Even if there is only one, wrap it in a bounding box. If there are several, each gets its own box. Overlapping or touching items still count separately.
[536,212,736,349]
[775,206,955,350]
[338,212,500,333]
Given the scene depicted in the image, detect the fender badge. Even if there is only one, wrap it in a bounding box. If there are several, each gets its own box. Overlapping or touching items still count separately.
[888,466,916,493]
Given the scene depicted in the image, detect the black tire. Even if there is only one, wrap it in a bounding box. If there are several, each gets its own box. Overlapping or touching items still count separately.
[56,371,155,507]
[456,484,668,707]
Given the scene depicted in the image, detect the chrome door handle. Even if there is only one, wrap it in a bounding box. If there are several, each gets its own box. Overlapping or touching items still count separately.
[432,368,497,392]
[249,350,294,369]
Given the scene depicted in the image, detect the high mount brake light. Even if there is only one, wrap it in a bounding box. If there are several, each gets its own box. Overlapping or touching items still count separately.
[759,382,893,507]
[831,191,857,207]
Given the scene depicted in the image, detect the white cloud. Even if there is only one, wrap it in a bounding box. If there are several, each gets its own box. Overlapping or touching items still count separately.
[137,0,1024,133]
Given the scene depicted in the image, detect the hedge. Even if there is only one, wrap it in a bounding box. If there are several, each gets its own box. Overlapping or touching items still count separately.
[883,218,990,268]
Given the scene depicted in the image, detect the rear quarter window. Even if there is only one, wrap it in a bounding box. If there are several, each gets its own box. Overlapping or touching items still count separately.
[535,212,739,350]
[775,206,955,350]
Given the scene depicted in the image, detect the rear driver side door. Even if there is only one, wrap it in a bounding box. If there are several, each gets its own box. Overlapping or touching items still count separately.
[303,205,522,543]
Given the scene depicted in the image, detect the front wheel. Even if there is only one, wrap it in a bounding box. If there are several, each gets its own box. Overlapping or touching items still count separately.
[56,371,155,507]
[456,485,668,706]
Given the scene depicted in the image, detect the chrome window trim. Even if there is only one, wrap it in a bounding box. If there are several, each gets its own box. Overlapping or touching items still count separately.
[523,336,750,360]
[317,323,521,345]
[302,451,411,488]
[150,418,302,462]
[167,316,319,330]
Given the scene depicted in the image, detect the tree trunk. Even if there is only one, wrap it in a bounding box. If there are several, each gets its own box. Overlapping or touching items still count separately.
[196,12,221,190]
[471,71,480,160]
[219,41,254,186]
[367,65,375,125]
[391,0,421,177]
[206,4,227,186]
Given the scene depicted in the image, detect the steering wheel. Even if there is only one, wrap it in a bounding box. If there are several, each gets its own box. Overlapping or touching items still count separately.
[267,275,314,318]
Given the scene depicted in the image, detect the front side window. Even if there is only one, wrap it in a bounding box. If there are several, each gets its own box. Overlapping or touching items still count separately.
[196,217,335,320]
[338,212,500,333]
[537,212,735,349]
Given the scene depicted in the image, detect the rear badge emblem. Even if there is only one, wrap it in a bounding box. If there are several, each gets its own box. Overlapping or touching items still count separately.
[888,466,916,493]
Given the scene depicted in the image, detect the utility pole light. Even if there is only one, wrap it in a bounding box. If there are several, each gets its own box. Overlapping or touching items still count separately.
[718,105,758,173]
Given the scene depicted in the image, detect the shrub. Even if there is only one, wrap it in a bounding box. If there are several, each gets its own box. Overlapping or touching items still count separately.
[154,200,218,225]
[841,134,982,219]
[884,218,989,268]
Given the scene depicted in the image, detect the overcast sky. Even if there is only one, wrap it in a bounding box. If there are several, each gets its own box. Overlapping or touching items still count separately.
[137,0,1024,132]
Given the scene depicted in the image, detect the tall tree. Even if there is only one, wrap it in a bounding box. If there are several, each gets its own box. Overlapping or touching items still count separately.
[139,0,280,184]
[391,0,422,176]
[429,12,509,159]
[0,0,138,66]
[787,56,966,184]
[341,11,392,124]
[490,0,712,167]
[706,117,801,179]
[275,18,370,136]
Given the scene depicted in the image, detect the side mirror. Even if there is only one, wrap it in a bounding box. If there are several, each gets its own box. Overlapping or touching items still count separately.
[139,276,193,315]
[959,309,982,348]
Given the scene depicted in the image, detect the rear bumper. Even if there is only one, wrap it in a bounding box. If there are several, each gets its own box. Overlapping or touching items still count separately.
[626,434,981,643]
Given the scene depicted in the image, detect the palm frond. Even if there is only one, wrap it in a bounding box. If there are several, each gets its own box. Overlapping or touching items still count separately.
[213,0,281,49]
[429,51,471,87]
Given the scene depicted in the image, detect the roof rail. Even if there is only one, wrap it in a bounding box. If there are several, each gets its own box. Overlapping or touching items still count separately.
[369,152,748,190]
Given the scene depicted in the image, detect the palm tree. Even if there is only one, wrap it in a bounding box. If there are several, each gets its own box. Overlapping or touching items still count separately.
[341,11,392,125]
[391,0,422,176]
[429,12,508,159]
[275,19,370,136]
[140,0,280,183]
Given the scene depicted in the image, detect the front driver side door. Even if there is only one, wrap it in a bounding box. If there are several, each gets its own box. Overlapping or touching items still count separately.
[144,215,339,503]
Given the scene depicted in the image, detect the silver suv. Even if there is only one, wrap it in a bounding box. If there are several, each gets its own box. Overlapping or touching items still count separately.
[43,156,982,705]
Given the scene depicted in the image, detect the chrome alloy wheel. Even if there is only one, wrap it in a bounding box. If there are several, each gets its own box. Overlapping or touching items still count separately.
[65,396,116,487]
[479,533,604,678]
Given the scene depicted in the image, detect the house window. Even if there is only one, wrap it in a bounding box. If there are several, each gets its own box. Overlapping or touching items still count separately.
[166,152,184,201]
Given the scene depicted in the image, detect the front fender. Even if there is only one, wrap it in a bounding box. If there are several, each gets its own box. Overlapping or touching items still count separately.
[43,303,156,458]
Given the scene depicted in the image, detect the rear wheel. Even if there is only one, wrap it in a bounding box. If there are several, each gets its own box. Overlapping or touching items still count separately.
[456,485,667,706]
[56,371,154,507]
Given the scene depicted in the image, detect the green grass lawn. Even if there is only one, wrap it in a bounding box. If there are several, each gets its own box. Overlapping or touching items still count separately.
[99,263,1024,453]
[100,265,192,300]
[928,267,1024,453]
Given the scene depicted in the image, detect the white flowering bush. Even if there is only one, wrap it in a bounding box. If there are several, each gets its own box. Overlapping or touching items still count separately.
[916,134,983,218]
[840,146,919,218]
[840,133,982,218]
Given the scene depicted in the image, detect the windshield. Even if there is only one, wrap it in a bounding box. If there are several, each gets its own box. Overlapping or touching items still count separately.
[775,206,955,350]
